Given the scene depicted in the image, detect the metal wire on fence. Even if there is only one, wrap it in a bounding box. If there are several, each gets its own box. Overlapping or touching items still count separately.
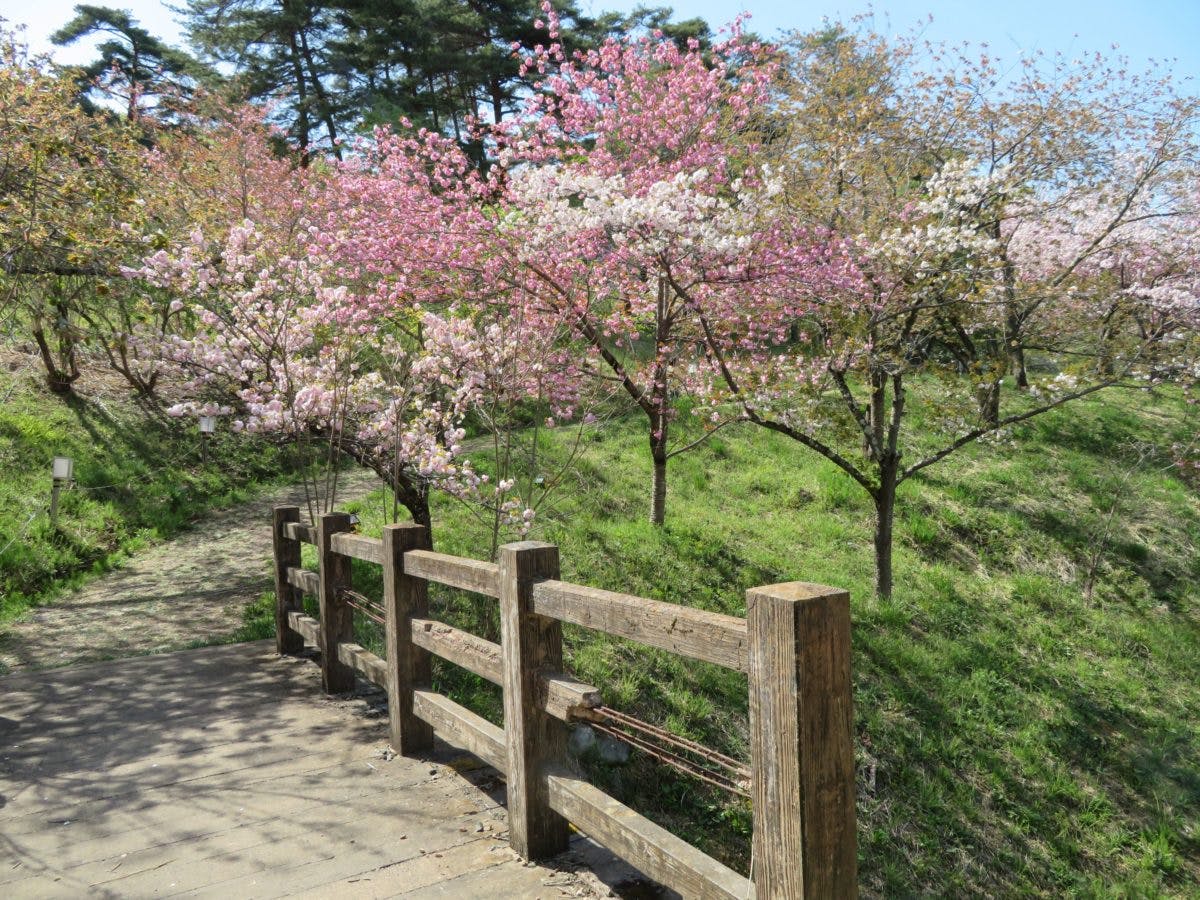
[338,587,386,627]
[583,705,751,798]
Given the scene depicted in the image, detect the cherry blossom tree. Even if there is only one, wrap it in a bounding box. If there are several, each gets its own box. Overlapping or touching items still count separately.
[131,213,486,528]
[492,8,825,525]
[697,23,1200,597]
[775,22,1200,426]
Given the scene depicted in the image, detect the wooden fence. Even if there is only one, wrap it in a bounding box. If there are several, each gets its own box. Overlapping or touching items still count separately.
[271,506,857,898]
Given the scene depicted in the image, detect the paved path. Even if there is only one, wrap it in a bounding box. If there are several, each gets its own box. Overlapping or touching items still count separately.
[0,641,632,898]
[0,472,379,674]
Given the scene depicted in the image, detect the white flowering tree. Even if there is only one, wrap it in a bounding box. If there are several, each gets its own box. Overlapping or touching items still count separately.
[132,218,480,529]
[695,154,1200,598]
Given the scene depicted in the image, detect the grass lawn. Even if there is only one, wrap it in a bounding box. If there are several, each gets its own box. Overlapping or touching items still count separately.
[230,384,1200,897]
[0,361,290,621]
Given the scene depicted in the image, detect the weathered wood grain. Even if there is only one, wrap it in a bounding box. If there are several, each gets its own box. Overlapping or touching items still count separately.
[282,521,317,544]
[409,617,599,721]
[286,567,320,597]
[499,541,569,859]
[330,531,384,564]
[537,673,603,722]
[546,770,753,900]
[404,550,500,597]
[747,582,857,899]
[317,513,355,694]
[411,689,507,773]
[272,506,305,655]
[530,580,750,672]
[335,641,389,688]
[410,616,502,682]
[287,611,320,646]
[383,524,434,755]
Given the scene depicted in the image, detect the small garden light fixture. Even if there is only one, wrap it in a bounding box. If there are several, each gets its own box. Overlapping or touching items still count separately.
[198,415,217,463]
[52,456,74,482]
[50,455,73,525]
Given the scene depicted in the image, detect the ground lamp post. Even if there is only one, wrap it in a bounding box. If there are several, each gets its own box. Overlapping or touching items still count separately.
[199,415,216,464]
[51,455,73,526]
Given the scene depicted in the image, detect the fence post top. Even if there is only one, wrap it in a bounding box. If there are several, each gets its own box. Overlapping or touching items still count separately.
[382,522,427,534]
[273,504,300,515]
[746,581,850,607]
[319,511,353,524]
[498,540,557,554]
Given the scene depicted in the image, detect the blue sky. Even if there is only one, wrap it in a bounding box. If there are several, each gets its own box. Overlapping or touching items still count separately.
[7,0,1198,86]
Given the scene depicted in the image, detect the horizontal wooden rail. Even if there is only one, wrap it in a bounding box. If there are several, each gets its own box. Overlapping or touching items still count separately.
[546,770,752,900]
[287,611,319,645]
[531,580,750,673]
[336,641,390,687]
[409,617,500,681]
[330,531,384,564]
[283,521,317,544]
[404,550,500,597]
[289,611,596,723]
[290,611,389,688]
[285,567,320,597]
[413,689,507,772]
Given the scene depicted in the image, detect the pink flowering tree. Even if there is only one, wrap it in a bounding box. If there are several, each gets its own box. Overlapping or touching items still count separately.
[418,307,595,560]
[1010,171,1200,472]
[493,8,833,525]
[134,114,589,540]
[319,122,607,552]
[132,213,480,528]
[693,26,1200,598]
[96,105,313,399]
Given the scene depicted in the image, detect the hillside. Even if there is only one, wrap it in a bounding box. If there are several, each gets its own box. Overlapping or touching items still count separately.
[3,352,1197,894]
[0,349,290,626]
[314,385,1200,897]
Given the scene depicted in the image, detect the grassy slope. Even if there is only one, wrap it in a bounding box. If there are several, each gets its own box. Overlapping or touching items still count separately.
[297,385,1200,897]
[0,362,289,621]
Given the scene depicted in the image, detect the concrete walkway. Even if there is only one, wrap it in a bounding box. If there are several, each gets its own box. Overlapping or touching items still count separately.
[0,641,637,898]
[0,471,379,674]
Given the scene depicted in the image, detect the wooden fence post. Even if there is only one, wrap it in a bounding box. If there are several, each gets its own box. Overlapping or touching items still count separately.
[499,541,569,860]
[747,582,857,899]
[317,512,355,694]
[382,523,434,755]
[272,505,304,655]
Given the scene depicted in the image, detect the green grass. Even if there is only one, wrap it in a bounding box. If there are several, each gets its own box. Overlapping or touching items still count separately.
[0,369,291,620]
[327,386,1198,897]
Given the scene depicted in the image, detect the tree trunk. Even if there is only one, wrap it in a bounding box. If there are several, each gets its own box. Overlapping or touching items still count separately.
[873,460,899,599]
[865,371,886,457]
[283,16,311,155]
[1010,344,1029,388]
[976,379,1001,428]
[391,474,432,535]
[999,242,1027,389]
[650,423,668,527]
[297,24,340,156]
[32,321,79,395]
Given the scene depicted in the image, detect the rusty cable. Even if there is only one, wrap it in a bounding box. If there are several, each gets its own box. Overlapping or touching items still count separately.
[596,706,748,774]
[588,718,751,798]
[322,595,751,798]
[337,588,386,627]
[585,705,751,798]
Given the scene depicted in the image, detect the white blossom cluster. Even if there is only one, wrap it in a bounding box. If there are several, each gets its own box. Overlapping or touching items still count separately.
[506,165,781,260]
